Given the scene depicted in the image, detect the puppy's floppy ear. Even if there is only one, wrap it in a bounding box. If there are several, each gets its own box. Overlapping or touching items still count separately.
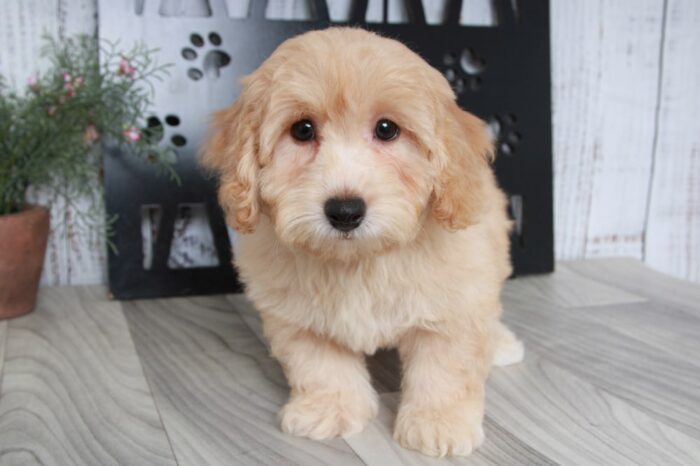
[431,104,494,231]
[200,94,261,233]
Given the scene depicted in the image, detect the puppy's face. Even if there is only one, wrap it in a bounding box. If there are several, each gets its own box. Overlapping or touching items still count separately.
[202,28,493,261]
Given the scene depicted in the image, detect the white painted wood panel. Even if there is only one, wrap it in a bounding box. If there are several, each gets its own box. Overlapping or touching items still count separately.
[579,2,663,259]
[645,0,700,283]
[1,0,699,284]
[0,0,104,286]
[0,0,59,89]
[551,0,663,260]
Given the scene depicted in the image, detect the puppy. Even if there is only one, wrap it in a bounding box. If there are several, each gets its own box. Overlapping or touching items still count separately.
[202,27,523,457]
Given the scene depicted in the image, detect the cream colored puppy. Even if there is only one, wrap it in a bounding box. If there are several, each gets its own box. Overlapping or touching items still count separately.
[202,27,523,457]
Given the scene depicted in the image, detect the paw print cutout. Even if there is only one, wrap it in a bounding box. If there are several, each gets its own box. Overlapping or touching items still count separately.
[442,48,486,94]
[181,32,231,81]
[488,113,521,156]
[143,114,187,151]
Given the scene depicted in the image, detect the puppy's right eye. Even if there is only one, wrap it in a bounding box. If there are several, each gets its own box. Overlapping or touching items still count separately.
[290,119,315,142]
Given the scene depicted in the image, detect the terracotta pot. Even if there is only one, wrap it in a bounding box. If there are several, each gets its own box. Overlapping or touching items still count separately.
[0,204,50,319]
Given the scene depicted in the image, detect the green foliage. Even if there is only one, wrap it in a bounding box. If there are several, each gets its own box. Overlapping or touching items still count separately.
[0,34,175,231]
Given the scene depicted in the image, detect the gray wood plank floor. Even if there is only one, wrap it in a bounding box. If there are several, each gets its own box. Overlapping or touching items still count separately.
[0,259,699,465]
[0,322,6,380]
[0,286,176,466]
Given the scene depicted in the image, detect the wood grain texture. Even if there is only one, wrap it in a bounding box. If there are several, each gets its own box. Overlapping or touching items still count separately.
[0,321,6,382]
[644,0,700,283]
[0,286,176,465]
[345,392,556,466]
[1,261,700,464]
[122,295,365,466]
[493,260,700,463]
[565,258,700,314]
[505,263,646,309]
[551,0,664,260]
[502,290,700,441]
[571,299,700,361]
[486,350,700,466]
[0,0,59,88]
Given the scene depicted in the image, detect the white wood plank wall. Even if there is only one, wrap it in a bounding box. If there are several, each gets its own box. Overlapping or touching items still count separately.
[0,0,698,284]
[645,0,700,283]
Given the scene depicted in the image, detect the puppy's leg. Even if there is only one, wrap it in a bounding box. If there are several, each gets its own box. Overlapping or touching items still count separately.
[492,320,524,367]
[262,313,378,440]
[394,324,492,457]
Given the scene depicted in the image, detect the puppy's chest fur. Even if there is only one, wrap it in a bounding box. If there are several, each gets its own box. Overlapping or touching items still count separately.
[243,254,437,353]
[315,274,433,352]
[235,223,488,354]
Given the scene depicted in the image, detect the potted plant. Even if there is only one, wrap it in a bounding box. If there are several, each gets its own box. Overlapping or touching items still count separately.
[0,36,173,319]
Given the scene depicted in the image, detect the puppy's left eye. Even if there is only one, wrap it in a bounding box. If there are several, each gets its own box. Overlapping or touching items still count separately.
[375,119,400,141]
[290,119,315,142]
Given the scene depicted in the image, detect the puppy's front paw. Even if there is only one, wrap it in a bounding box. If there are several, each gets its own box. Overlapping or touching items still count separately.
[393,402,485,457]
[280,389,378,440]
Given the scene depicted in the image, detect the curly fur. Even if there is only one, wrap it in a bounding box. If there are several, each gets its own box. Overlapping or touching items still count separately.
[201,27,523,457]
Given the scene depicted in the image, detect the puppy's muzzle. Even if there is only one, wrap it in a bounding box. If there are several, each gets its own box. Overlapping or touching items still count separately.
[324,197,366,232]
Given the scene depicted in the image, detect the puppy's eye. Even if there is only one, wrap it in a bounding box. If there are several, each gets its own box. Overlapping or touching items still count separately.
[290,119,315,142]
[375,119,400,141]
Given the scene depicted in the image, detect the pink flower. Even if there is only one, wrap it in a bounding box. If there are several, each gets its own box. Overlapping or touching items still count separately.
[83,124,99,144]
[118,57,136,78]
[47,106,57,117]
[123,127,141,142]
[63,76,82,97]
[64,82,75,97]
[27,75,40,93]
[63,72,72,82]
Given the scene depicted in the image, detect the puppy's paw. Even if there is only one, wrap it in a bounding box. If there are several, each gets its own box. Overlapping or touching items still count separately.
[492,321,524,367]
[493,337,524,366]
[280,389,378,440]
[393,402,484,457]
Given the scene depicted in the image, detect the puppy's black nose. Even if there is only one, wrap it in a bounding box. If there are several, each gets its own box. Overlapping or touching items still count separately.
[324,197,366,232]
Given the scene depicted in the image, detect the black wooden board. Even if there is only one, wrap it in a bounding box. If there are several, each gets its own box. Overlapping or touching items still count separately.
[101,0,554,299]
